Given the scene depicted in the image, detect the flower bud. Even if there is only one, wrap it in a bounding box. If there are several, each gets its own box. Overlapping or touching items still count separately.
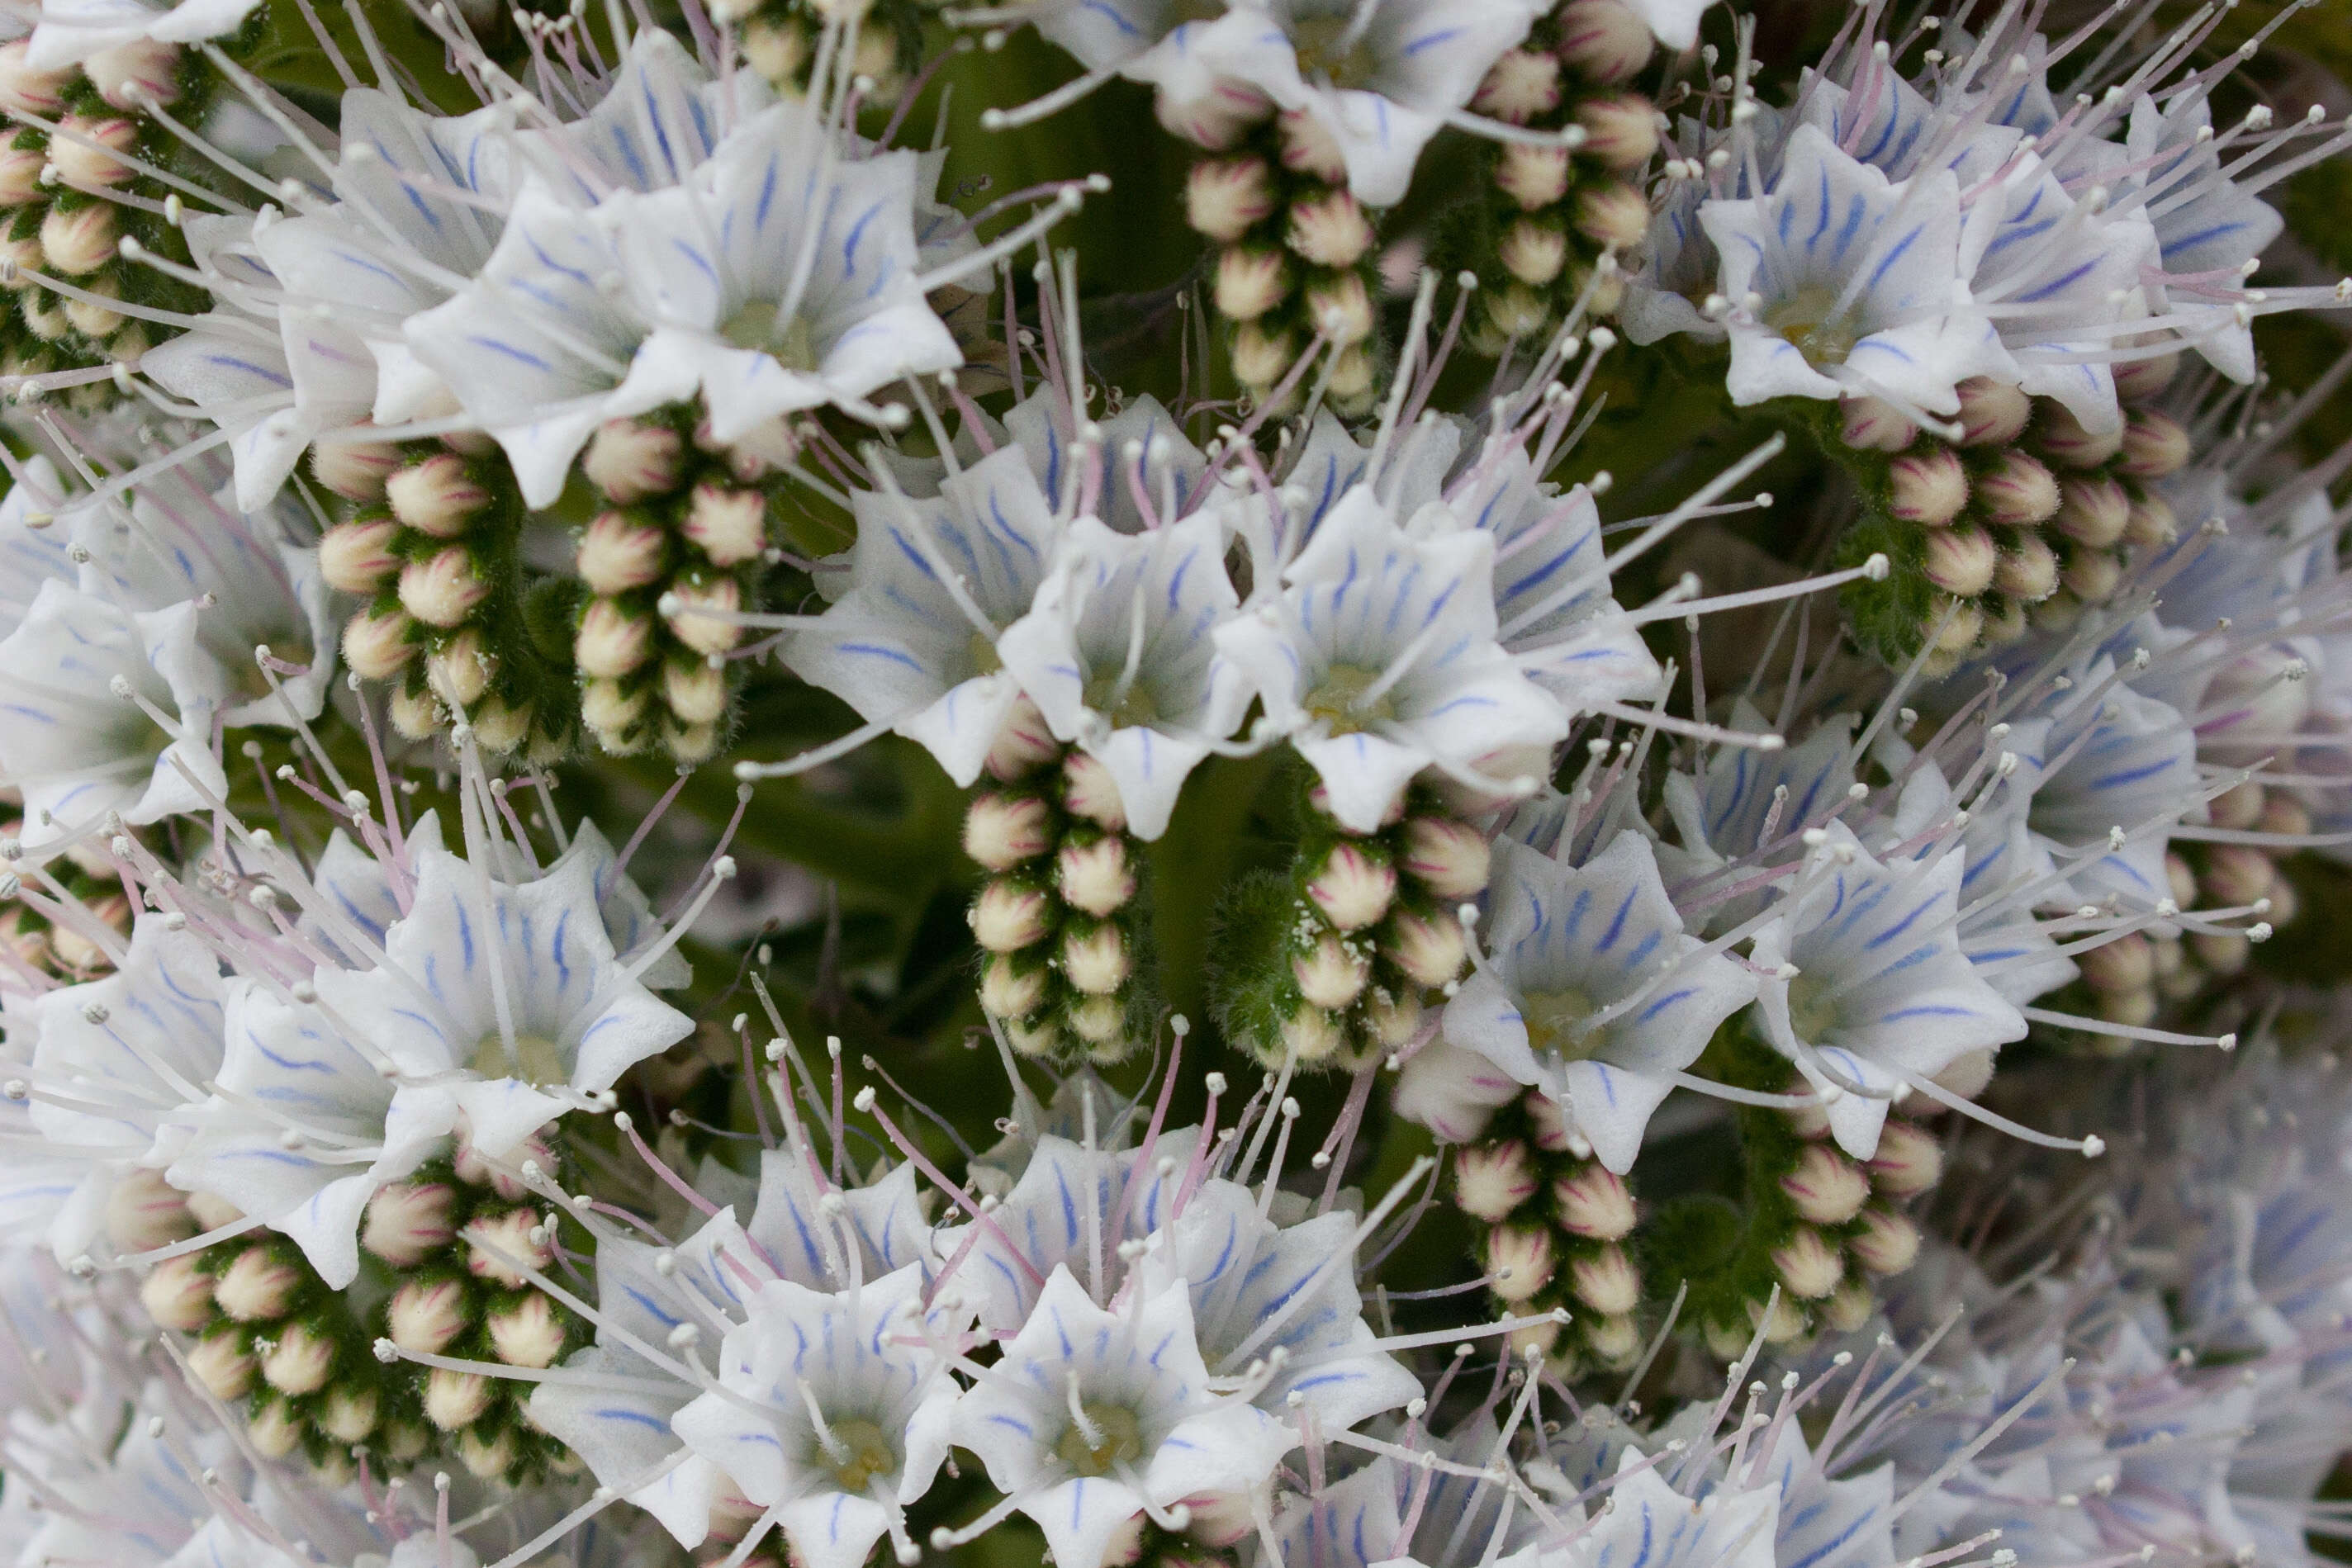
[319,518,401,595]
[1569,1244,1640,1315]
[972,879,1051,952]
[1864,1120,1942,1196]
[1307,841,1396,931]
[1839,396,1915,453]
[2123,490,2176,550]
[1779,1143,1870,1225]
[1293,931,1369,1010]
[1401,816,1491,899]
[1886,447,1969,525]
[1521,1093,1571,1155]
[2058,547,2121,604]
[50,116,139,190]
[683,483,766,566]
[1303,271,1373,346]
[2052,476,2129,547]
[1508,1315,1561,1359]
[318,1383,380,1444]
[84,38,181,109]
[1280,1004,1343,1063]
[1473,50,1560,124]
[388,1277,471,1354]
[1498,218,1568,287]
[363,1181,458,1266]
[1575,93,1658,170]
[2112,350,2180,404]
[2260,792,2312,839]
[398,547,486,629]
[1921,524,1995,598]
[189,1329,256,1398]
[1574,182,1651,250]
[424,1365,494,1429]
[1275,109,1347,182]
[1185,156,1275,242]
[2035,401,2122,468]
[1496,142,1571,210]
[216,1246,304,1322]
[1851,1206,1919,1275]
[1820,1281,1875,1334]
[0,43,72,116]
[1975,451,2060,527]
[987,694,1062,783]
[262,1320,337,1395]
[1057,835,1135,917]
[40,202,116,275]
[1329,346,1376,410]
[2203,845,2276,908]
[1929,595,1983,654]
[140,1253,214,1331]
[1385,907,1466,987]
[2077,931,2155,996]
[488,1291,567,1369]
[457,1425,517,1480]
[1061,922,1131,996]
[64,281,126,339]
[1363,984,1422,1048]
[464,1208,553,1289]
[965,792,1052,870]
[583,419,683,503]
[1556,0,1653,83]
[2208,778,2264,831]
[187,1191,243,1231]
[1479,282,1552,343]
[311,435,401,500]
[979,954,1047,1019]
[1072,1000,1129,1055]
[2117,410,2190,479]
[1993,533,2058,602]
[576,511,666,595]
[575,598,652,678]
[426,629,493,708]
[0,145,42,206]
[1954,377,2031,447]
[2192,930,2250,975]
[1286,189,1374,269]
[739,16,804,81]
[1454,1139,1536,1221]
[474,696,531,754]
[662,656,727,726]
[1552,1162,1636,1238]
[386,452,487,539]
[1230,322,1297,389]
[1771,1225,1844,1300]
[664,576,742,656]
[107,1167,193,1253]
[1485,1223,1554,1302]
[1062,750,1129,829]
[2095,987,2156,1027]
[387,683,443,740]
[247,1397,303,1458]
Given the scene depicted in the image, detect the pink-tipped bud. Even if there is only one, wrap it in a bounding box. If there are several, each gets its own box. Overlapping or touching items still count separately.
[1576,93,1659,170]
[139,1253,214,1332]
[2124,491,2177,549]
[488,1291,567,1369]
[1307,841,1397,931]
[1498,219,1568,287]
[971,879,1052,953]
[463,1207,553,1289]
[1454,1139,1536,1221]
[187,1191,243,1231]
[1921,524,1996,598]
[682,484,766,566]
[1486,1223,1554,1302]
[0,145,42,206]
[1059,749,1126,829]
[1574,182,1651,249]
[2059,548,2122,604]
[1364,984,1422,1048]
[0,42,72,116]
[577,511,667,595]
[1185,156,1275,242]
[363,1182,458,1266]
[2035,401,2122,468]
[1554,1162,1637,1238]
[40,203,116,275]
[311,436,401,501]
[1850,1206,1919,1275]
[583,419,683,503]
[2203,845,2277,908]
[1839,396,1917,453]
[1061,922,1131,996]
[980,955,1048,1020]
[319,518,402,595]
[262,1320,337,1395]
[1771,1225,1845,1300]
[2260,792,2312,840]
[2052,476,2129,547]
[1472,50,1561,124]
[1213,245,1290,321]
[575,598,652,679]
[2117,410,2191,479]
[1292,931,1369,1010]
[1886,447,1969,525]
[1385,907,1466,987]
[1287,189,1375,269]
[318,1384,380,1444]
[1863,1120,1942,1196]
[107,1167,193,1253]
[1401,816,1491,899]
[2209,778,2264,831]
[386,453,488,538]
[663,576,742,656]
[662,655,726,726]
[188,1329,255,1399]
[1954,378,2031,448]
[1569,1244,1640,1315]
[1280,1004,1344,1063]
[2111,351,2180,404]
[2077,931,2155,995]
[216,1246,304,1323]
[1780,1143,1870,1225]
[1975,451,2060,527]
[424,1365,494,1430]
[50,116,139,190]
[1525,1091,1575,1153]
[1496,142,1572,210]
[387,683,443,741]
[1992,533,2058,602]
[398,547,487,628]
[1303,270,1374,346]
[451,1130,551,1202]
[84,38,181,109]
[426,629,493,708]
[965,793,1053,870]
[1230,322,1298,390]
[1275,109,1347,182]
[1556,0,1654,83]
[1056,834,1135,917]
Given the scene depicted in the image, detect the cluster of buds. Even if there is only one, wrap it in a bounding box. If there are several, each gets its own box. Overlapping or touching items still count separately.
[967,724,1159,1065]
[702,0,923,100]
[1456,1090,1646,1373]
[1186,121,1385,417]
[319,438,579,760]
[1834,356,2193,670]
[1211,784,1490,1072]
[135,1145,586,1484]
[0,34,231,385]
[2117,837,2291,1011]
[0,822,132,978]
[572,413,789,764]
[1447,0,1663,352]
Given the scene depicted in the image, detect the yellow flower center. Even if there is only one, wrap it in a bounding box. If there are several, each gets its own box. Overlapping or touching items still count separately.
[469,1032,567,1085]
[1785,972,1840,1043]
[1056,1402,1144,1478]
[1522,986,1604,1061]
[1289,13,1380,88]
[721,301,823,372]
[1765,286,1861,367]
[1303,662,1392,735]
[823,1417,898,1495]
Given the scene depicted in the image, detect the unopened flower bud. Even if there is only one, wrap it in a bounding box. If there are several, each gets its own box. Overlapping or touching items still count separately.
[187,1192,242,1231]
[980,954,1047,1019]
[424,1365,494,1429]
[1496,141,1571,210]
[0,43,72,116]
[2035,401,2122,468]
[1185,156,1275,241]
[457,1425,517,1480]
[387,1277,471,1355]
[84,38,181,108]
[1994,533,2058,601]
[1327,347,1375,408]
[2058,547,2121,604]
[1308,841,1396,931]
[1061,922,1131,996]
[2053,476,2129,547]
[1525,1091,1572,1153]
[583,419,683,502]
[1820,1281,1875,1333]
[575,598,652,678]
[383,453,484,538]
[464,1208,553,1288]
[1771,1225,1845,1300]
[107,1167,192,1253]
[1057,834,1135,917]
[426,629,493,708]
[682,484,766,566]
[2192,929,2250,974]
[247,1397,303,1457]
[398,547,487,628]
[2111,350,2180,404]
[2203,844,2276,908]
[1486,1223,1554,1302]
[1780,1143,1870,1225]
[1293,931,1369,1009]
[1385,907,1466,987]
[1062,750,1128,829]
[1497,218,1568,287]
[1887,447,1969,525]
[1303,271,1373,346]
[1930,595,1983,653]
[0,145,42,206]
[1574,182,1651,249]
[1363,984,1422,1047]
[1472,50,1560,124]
[318,1383,380,1444]
[40,202,116,275]
[319,518,402,595]
[262,1320,337,1395]
[1275,109,1347,182]
[2117,410,2190,479]
[311,436,401,501]
[140,1253,213,1331]
[1556,0,1653,82]
[1850,1206,1920,1275]
[576,511,666,595]
[1575,93,1658,169]
[989,694,1063,782]
[488,1291,567,1369]
[1975,451,2060,526]
[387,683,443,740]
[1954,377,2031,447]
[662,656,727,726]
[1230,322,1297,389]
[1569,1244,1640,1315]
[2096,987,2157,1027]
[664,576,742,656]
[216,1246,304,1322]
[1280,1004,1343,1063]
[50,116,139,189]
[1287,189,1374,268]
[1921,524,1996,598]
[2260,792,2312,840]
[2123,491,2176,549]
[189,1327,256,1398]
[1401,816,1491,898]
[363,1182,458,1266]
[972,879,1051,952]
[1552,1162,1636,1238]
[2077,931,2155,996]
[1839,396,1917,453]
[1454,1139,1536,1221]
[1861,1121,1939,1198]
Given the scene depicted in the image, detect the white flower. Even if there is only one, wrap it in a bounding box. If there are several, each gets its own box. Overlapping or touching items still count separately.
[1700,123,2010,418]
[25,0,259,69]
[2020,656,2206,914]
[1444,831,1757,1172]
[996,512,1252,839]
[1749,822,2027,1158]
[1216,486,1568,831]
[1391,1035,1526,1143]
[1020,0,1273,148]
[948,1263,1296,1568]
[671,1265,960,1568]
[1656,700,1858,935]
[2120,92,2285,385]
[0,455,75,637]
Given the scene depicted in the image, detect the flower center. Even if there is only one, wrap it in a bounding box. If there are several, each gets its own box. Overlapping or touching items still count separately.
[1289,13,1380,88]
[1303,662,1393,735]
[1056,1401,1144,1477]
[1081,672,1160,727]
[822,1417,898,1495]
[1785,972,1840,1043]
[469,1032,567,1085]
[721,301,823,372]
[1764,286,1861,367]
[1522,986,1603,1061]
